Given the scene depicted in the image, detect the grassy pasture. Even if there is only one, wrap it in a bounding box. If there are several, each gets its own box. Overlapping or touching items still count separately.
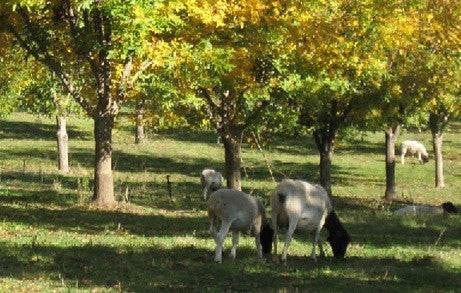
[0,112,460,292]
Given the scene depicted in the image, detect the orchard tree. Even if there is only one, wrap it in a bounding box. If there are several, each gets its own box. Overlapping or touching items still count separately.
[377,4,427,201]
[279,0,394,196]
[173,1,285,190]
[19,69,81,173]
[416,0,461,188]
[0,1,177,206]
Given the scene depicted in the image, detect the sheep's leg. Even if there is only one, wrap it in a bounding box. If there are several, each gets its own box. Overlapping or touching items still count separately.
[254,233,263,259]
[401,148,406,164]
[317,236,325,258]
[209,218,219,242]
[214,221,232,263]
[281,216,299,262]
[310,229,321,262]
[417,151,422,162]
[230,231,239,260]
[272,216,279,261]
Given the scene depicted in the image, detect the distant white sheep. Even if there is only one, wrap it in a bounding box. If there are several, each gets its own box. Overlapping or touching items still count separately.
[271,179,351,262]
[394,201,458,215]
[207,189,273,263]
[401,140,429,164]
[200,168,223,200]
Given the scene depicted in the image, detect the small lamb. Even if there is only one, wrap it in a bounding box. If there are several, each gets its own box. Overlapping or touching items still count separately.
[200,168,223,200]
[394,201,458,215]
[207,189,273,263]
[271,179,350,262]
[401,140,429,164]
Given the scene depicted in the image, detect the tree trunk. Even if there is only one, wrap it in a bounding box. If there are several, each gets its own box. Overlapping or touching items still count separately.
[384,125,400,201]
[432,133,445,188]
[313,129,335,197]
[429,114,445,188]
[93,115,117,206]
[135,98,145,144]
[221,131,242,191]
[56,115,70,173]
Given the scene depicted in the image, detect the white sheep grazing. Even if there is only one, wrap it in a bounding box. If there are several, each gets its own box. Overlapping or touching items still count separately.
[401,140,429,164]
[207,189,273,263]
[200,168,223,200]
[394,201,458,215]
[271,179,351,262]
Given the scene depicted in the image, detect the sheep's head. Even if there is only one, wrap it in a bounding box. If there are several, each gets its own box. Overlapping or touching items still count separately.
[327,230,351,259]
[209,181,221,192]
[260,222,274,254]
[422,154,429,164]
[442,202,458,214]
[324,210,351,259]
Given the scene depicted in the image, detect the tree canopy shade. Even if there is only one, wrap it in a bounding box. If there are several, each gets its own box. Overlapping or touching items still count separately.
[0,0,180,205]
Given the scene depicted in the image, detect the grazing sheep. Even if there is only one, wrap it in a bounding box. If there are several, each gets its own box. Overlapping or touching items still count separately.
[271,179,351,262]
[207,189,273,263]
[200,168,223,200]
[394,201,458,215]
[401,140,429,164]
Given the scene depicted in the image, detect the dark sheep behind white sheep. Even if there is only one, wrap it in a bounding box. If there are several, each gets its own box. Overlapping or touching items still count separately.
[207,189,273,263]
[271,179,351,262]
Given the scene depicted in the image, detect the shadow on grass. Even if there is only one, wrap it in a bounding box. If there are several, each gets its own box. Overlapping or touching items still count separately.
[1,241,460,292]
[0,204,209,238]
[338,139,384,155]
[0,120,91,141]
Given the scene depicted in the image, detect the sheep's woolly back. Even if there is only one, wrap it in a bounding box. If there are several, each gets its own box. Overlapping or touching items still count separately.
[208,189,264,233]
[271,179,332,217]
[402,140,428,156]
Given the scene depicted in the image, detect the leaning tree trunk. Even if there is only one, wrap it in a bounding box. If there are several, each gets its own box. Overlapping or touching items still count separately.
[313,129,335,197]
[56,114,70,173]
[93,115,117,205]
[384,125,400,201]
[135,98,145,144]
[429,114,445,188]
[221,130,243,191]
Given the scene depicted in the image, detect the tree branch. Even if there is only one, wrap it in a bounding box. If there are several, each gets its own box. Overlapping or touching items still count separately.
[5,10,94,117]
[64,0,99,79]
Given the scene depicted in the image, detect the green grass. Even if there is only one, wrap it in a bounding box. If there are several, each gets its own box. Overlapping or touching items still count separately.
[1,112,460,292]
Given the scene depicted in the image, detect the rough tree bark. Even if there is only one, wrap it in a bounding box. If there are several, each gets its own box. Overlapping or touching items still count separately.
[384,124,400,201]
[135,98,145,144]
[221,130,243,191]
[93,114,116,205]
[56,114,70,173]
[429,113,446,188]
[313,129,335,197]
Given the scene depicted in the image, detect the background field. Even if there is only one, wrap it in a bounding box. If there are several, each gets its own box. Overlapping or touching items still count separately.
[1,112,460,292]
